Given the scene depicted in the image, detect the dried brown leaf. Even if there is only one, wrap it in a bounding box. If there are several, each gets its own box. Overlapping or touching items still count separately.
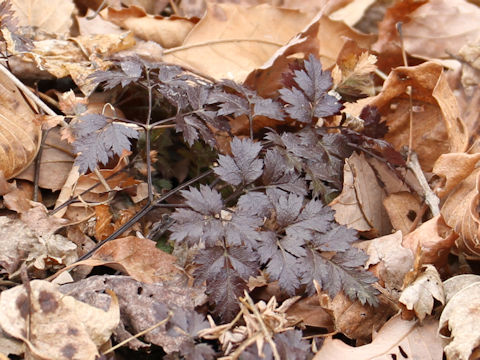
[315,314,443,360]
[163,2,313,82]
[0,280,119,360]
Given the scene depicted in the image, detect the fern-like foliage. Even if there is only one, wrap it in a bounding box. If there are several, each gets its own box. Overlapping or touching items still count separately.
[76,54,383,322]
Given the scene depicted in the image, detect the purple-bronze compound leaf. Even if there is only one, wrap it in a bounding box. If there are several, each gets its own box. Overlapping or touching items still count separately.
[280,54,342,124]
[72,114,138,173]
[214,137,263,186]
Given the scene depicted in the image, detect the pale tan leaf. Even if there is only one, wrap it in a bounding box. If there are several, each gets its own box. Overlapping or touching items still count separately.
[101,6,196,48]
[0,280,119,360]
[399,265,445,321]
[443,274,480,304]
[402,0,480,60]
[163,3,313,82]
[0,68,41,180]
[383,192,423,235]
[365,231,414,299]
[439,281,480,360]
[314,315,444,360]
[11,0,75,35]
[16,128,74,192]
[330,152,391,237]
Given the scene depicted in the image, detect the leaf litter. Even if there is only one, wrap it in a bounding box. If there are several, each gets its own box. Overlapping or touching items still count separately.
[0,0,480,359]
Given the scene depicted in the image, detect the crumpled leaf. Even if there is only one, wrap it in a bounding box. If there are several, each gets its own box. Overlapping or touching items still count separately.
[0,280,119,360]
[100,5,196,48]
[60,275,207,354]
[315,314,443,360]
[0,216,76,275]
[162,2,313,82]
[439,280,480,360]
[10,0,75,35]
[365,231,414,301]
[346,62,468,171]
[399,264,445,321]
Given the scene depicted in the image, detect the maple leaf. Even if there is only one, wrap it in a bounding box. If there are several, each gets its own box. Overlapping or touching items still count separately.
[279,54,342,123]
[214,137,263,186]
[72,114,138,173]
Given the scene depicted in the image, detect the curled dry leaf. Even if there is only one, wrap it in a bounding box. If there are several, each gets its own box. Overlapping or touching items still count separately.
[441,169,480,258]
[439,280,480,360]
[0,280,119,360]
[314,314,444,360]
[402,215,458,268]
[330,152,391,238]
[0,67,41,179]
[401,0,480,60]
[244,12,374,101]
[10,0,76,35]
[163,2,313,82]
[350,62,468,171]
[56,236,179,283]
[399,264,445,321]
[315,280,397,342]
[60,275,207,353]
[101,6,197,48]
[433,152,480,198]
[443,274,480,304]
[364,231,414,300]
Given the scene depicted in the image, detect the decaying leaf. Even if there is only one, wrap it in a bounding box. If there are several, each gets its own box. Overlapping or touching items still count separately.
[100,5,196,48]
[439,280,480,360]
[59,275,207,354]
[0,66,41,179]
[162,2,313,82]
[365,231,414,300]
[399,264,445,321]
[315,314,444,360]
[330,152,392,237]
[0,215,76,275]
[0,280,119,360]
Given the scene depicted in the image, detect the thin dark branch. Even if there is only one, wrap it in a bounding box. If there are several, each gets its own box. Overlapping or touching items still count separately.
[75,169,213,261]
[48,169,127,215]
